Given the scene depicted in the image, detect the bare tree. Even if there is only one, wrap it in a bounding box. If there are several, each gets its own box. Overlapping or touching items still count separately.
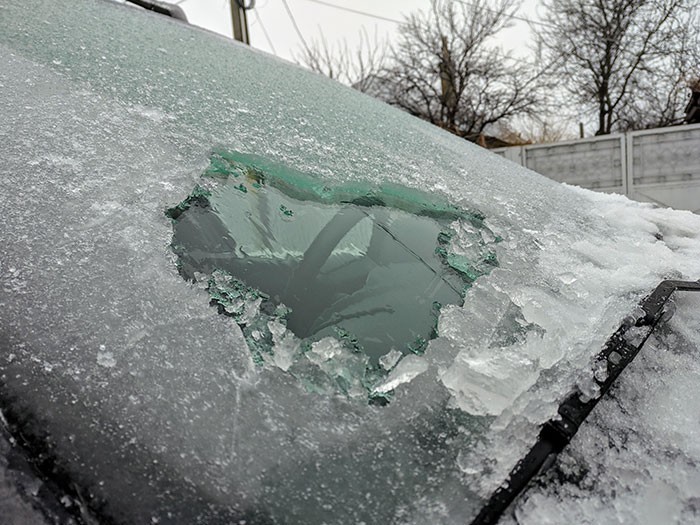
[296,28,389,94]
[618,21,700,130]
[537,0,698,135]
[297,0,548,142]
[369,0,549,141]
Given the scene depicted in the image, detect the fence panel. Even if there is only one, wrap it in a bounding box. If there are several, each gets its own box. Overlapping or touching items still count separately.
[492,123,700,213]
[627,126,700,213]
[522,136,625,193]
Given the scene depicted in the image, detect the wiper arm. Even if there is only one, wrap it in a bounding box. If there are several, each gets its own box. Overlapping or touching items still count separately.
[122,0,188,21]
[471,279,700,525]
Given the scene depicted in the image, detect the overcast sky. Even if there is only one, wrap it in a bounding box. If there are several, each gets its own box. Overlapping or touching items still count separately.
[177,0,541,65]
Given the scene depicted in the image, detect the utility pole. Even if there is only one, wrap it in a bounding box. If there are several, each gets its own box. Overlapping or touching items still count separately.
[230,0,253,45]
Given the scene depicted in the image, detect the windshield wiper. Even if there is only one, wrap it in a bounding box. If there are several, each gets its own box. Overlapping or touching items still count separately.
[471,279,700,525]
[122,0,188,21]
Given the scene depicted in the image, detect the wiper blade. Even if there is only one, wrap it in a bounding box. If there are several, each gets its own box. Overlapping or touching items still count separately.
[471,279,700,525]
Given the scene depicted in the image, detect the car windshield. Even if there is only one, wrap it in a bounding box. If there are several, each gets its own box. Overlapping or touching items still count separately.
[1,1,699,524]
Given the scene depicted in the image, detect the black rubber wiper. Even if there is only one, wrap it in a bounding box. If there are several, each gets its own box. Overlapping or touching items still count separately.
[471,279,700,525]
[123,0,188,21]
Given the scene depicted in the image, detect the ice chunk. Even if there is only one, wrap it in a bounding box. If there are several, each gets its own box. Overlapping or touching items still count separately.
[96,346,116,368]
[303,337,370,398]
[268,320,299,372]
[592,358,608,383]
[440,348,539,416]
[623,325,652,346]
[307,337,345,364]
[379,349,403,371]
[372,355,429,394]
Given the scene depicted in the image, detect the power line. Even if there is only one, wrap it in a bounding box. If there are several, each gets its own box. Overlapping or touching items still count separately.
[281,0,310,52]
[302,0,402,24]
[254,8,276,53]
[304,0,557,30]
[453,0,557,29]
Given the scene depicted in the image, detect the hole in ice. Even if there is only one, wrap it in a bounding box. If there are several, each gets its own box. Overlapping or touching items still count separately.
[167,150,499,401]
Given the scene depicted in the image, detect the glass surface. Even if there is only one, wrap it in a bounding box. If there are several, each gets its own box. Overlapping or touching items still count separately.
[170,151,496,365]
[167,151,498,403]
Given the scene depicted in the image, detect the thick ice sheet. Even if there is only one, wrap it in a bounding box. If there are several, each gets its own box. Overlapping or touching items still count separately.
[1,0,699,522]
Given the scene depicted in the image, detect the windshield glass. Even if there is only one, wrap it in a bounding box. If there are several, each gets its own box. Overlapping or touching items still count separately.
[169,150,498,401]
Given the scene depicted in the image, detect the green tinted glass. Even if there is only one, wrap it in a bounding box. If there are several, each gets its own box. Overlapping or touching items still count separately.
[168,151,498,398]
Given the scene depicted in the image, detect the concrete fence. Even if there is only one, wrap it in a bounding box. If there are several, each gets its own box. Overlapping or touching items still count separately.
[492,122,700,213]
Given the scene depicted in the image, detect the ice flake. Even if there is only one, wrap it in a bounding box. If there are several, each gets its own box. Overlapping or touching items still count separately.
[96,345,116,368]
[378,349,402,371]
